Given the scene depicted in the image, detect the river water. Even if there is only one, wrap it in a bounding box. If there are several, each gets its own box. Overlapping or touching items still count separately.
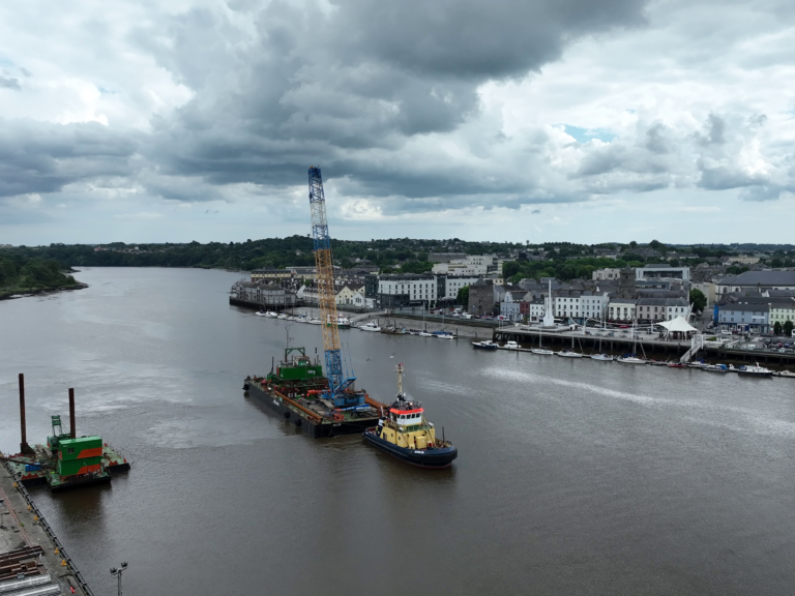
[1,268,794,595]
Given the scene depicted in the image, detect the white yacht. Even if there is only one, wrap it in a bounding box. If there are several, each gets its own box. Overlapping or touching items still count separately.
[616,356,646,364]
[531,348,555,356]
[557,349,583,358]
[590,354,613,361]
[503,341,520,350]
[359,321,381,332]
[737,363,773,377]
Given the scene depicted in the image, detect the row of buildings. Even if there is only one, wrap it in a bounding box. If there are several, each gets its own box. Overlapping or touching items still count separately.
[234,261,795,332]
[709,271,795,332]
[467,277,691,324]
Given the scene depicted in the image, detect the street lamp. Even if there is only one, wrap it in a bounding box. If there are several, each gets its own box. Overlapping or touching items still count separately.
[110,562,128,596]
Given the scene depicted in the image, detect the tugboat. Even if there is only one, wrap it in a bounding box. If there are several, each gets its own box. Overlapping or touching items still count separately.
[362,364,457,469]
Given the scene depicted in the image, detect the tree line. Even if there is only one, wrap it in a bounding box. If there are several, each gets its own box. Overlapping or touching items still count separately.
[0,254,79,297]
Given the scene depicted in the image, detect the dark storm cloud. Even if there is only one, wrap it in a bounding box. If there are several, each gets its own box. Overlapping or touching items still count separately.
[136,0,649,201]
[336,0,646,80]
[0,119,139,198]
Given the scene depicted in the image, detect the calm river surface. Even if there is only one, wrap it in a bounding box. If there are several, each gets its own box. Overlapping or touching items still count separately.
[2,268,795,595]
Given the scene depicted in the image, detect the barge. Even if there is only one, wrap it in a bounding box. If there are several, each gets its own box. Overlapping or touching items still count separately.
[2,376,131,491]
[244,347,386,438]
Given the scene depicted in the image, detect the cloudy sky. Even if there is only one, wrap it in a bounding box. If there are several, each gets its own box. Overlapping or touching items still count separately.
[1,0,794,245]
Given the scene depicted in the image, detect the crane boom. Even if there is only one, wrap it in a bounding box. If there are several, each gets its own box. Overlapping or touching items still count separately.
[308,167,357,400]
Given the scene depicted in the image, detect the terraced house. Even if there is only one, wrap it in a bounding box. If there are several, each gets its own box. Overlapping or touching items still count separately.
[768,298,795,328]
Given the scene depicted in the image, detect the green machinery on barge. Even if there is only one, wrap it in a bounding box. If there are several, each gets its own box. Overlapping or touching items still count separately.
[1,375,131,491]
[244,347,387,438]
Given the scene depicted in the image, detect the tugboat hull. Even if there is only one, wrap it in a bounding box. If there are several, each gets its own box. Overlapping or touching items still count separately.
[362,428,458,468]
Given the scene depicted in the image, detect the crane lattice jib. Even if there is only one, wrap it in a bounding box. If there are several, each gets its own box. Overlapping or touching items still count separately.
[308,167,345,393]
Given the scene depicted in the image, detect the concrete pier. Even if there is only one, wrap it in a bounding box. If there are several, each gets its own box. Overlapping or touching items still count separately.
[0,458,93,595]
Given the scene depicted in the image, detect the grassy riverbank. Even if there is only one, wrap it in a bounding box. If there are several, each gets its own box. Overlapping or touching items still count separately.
[0,255,82,299]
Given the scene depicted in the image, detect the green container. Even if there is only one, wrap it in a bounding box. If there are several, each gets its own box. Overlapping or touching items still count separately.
[276,363,323,381]
[58,456,102,477]
[59,436,103,461]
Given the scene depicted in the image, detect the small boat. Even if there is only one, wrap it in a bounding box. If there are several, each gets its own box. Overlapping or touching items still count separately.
[737,363,773,377]
[359,321,381,332]
[255,310,267,317]
[306,317,322,325]
[472,340,498,350]
[531,348,555,356]
[648,360,668,366]
[407,328,423,335]
[703,364,729,373]
[362,363,457,468]
[667,362,687,368]
[616,355,646,364]
[436,333,455,340]
[294,316,308,323]
[327,316,351,329]
[265,311,278,318]
[418,331,434,337]
[590,354,613,361]
[557,349,583,358]
[777,370,795,378]
[277,313,288,320]
[688,361,708,369]
[503,341,520,350]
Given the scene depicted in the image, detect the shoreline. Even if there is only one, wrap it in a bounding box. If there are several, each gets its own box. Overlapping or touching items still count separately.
[0,282,89,302]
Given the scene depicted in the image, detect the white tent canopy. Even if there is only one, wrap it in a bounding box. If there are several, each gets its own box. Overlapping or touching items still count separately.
[657,316,697,333]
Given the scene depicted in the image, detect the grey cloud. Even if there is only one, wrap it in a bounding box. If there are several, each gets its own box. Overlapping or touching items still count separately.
[0,119,139,198]
[697,161,764,190]
[0,76,21,90]
[338,0,647,80]
[696,113,726,145]
[738,184,789,202]
[644,123,671,154]
[136,0,649,197]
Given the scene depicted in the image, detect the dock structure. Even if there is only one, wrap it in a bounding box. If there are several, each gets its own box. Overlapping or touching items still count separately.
[493,326,692,359]
[493,326,795,368]
[0,458,94,595]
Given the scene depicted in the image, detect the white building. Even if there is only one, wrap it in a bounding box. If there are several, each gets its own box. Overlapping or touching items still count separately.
[636,265,691,283]
[608,299,638,322]
[378,274,437,307]
[592,268,621,281]
[377,273,482,307]
[554,292,609,322]
[636,297,689,323]
[432,254,500,276]
[444,275,481,301]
